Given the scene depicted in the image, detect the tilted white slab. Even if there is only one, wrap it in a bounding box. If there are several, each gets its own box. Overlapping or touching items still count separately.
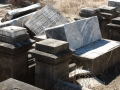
[108,0,120,12]
[46,16,102,49]
[0,26,27,38]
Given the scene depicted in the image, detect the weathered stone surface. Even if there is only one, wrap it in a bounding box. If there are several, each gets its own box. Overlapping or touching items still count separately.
[2,3,41,22]
[45,16,101,50]
[107,23,120,30]
[111,17,120,24]
[108,0,120,12]
[0,78,42,90]
[0,11,37,28]
[100,12,118,19]
[0,26,27,37]
[69,63,76,72]
[54,80,82,90]
[73,39,120,74]
[99,6,116,13]
[76,77,104,89]
[29,39,74,90]
[25,5,69,35]
[35,39,69,54]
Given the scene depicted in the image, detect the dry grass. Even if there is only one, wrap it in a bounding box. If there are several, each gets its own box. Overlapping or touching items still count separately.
[40,0,108,20]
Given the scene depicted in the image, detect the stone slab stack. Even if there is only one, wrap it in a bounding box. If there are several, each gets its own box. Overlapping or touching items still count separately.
[29,39,75,90]
[107,17,120,41]
[0,26,34,82]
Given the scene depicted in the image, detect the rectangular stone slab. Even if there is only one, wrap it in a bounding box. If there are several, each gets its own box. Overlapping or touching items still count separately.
[100,12,118,19]
[73,39,120,73]
[108,0,120,12]
[99,6,116,13]
[35,39,69,54]
[111,17,120,24]
[45,16,102,50]
[0,78,42,90]
[25,5,69,35]
[107,23,120,30]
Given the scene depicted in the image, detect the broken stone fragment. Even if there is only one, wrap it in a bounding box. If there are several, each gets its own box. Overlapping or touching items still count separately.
[1,3,41,22]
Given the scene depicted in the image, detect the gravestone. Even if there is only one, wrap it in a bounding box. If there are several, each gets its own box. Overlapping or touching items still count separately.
[29,39,75,90]
[0,26,34,82]
[0,78,43,90]
[108,0,120,12]
[46,16,102,50]
[25,5,69,36]
[45,16,120,74]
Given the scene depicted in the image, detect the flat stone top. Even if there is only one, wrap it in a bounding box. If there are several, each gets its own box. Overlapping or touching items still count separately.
[35,39,69,54]
[75,39,120,59]
[0,78,42,90]
[99,6,116,10]
[0,26,27,38]
[109,0,120,2]
[112,17,120,20]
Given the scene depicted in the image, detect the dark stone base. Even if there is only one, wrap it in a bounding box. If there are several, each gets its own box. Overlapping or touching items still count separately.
[0,52,28,83]
[35,60,69,90]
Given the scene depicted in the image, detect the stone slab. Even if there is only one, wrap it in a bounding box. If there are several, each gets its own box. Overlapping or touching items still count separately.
[73,39,120,73]
[34,35,46,41]
[107,23,120,30]
[25,5,69,35]
[100,12,118,19]
[111,17,120,24]
[99,6,116,13]
[45,16,102,50]
[0,78,42,90]
[0,26,27,38]
[108,0,120,12]
[35,39,69,54]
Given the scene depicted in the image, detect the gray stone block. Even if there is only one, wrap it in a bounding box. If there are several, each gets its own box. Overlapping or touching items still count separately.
[112,17,120,24]
[99,6,116,13]
[25,5,69,35]
[107,23,120,30]
[35,39,69,54]
[0,78,42,90]
[100,12,118,19]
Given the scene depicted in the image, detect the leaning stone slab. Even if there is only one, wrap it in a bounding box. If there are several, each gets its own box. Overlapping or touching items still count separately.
[45,16,102,50]
[1,3,41,22]
[108,0,120,12]
[0,11,36,28]
[0,78,42,90]
[25,5,69,35]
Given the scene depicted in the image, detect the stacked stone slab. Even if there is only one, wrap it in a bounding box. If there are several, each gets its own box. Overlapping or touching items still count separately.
[0,78,42,90]
[29,39,74,90]
[45,16,120,74]
[108,0,120,12]
[107,17,120,41]
[99,6,119,39]
[0,26,34,82]
[99,6,118,19]
[79,7,101,18]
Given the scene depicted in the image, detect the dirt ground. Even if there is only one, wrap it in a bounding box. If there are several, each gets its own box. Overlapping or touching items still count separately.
[0,1,120,90]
